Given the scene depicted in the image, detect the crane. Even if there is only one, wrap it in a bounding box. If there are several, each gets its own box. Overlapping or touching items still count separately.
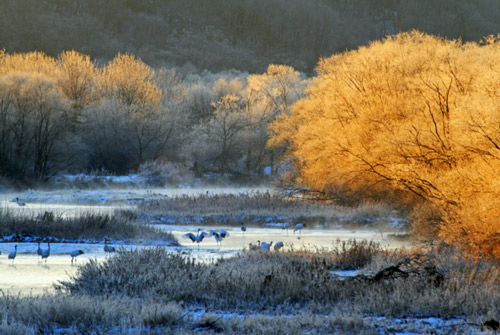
[8,245,17,263]
[274,241,284,251]
[282,222,290,234]
[249,240,261,251]
[104,238,116,254]
[41,243,50,262]
[183,228,209,247]
[37,242,43,257]
[208,229,230,246]
[294,223,304,234]
[70,250,85,263]
[260,241,273,251]
[12,197,25,206]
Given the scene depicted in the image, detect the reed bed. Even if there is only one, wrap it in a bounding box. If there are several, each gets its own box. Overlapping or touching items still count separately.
[0,211,177,244]
[137,192,400,227]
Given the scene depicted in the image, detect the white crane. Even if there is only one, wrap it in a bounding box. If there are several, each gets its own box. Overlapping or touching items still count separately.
[41,243,50,262]
[12,197,25,206]
[260,241,273,251]
[208,229,230,246]
[249,240,261,251]
[104,238,116,254]
[70,250,85,263]
[274,241,284,251]
[282,222,290,234]
[212,231,224,246]
[37,242,43,257]
[219,229,229,238]
[8,245,17,263]
[294,223,304,234]
[183,229,209,247]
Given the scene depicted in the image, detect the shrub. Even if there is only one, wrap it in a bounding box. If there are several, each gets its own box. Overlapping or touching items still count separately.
[271,31,500,257]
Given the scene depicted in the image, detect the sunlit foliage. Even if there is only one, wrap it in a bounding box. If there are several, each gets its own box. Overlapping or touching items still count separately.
[0,51,56,76]
[56,50,96,112]
[272,31,500,257]
[100,53,161,107]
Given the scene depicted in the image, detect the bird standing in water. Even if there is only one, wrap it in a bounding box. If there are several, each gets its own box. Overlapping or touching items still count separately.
[12,197,25,206]
[70,250,85,263]
[104,238,116,254]
[41,243,50,263]
[37,242,43,258]
[294,223,304,234]
[183,229,209,247]
[8,245,17,263]
[274,241,284,251]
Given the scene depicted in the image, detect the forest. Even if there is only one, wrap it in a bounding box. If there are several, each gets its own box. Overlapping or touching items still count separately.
[0,51,305,184]
[1,0,500,73]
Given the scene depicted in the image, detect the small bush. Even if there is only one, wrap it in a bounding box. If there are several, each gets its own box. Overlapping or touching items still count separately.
[138,161,195,186]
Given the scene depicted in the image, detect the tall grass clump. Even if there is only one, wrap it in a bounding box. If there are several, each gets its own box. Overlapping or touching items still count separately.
[0,211,176,243]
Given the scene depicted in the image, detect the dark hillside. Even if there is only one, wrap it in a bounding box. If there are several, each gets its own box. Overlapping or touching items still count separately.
[1,0,499,73]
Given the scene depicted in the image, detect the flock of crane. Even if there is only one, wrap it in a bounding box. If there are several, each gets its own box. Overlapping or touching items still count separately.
[182,222,305,251]
[2,238,116,264]
[6,195,307,261]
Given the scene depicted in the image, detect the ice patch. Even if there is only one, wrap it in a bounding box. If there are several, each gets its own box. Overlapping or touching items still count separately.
[330,269,363,280]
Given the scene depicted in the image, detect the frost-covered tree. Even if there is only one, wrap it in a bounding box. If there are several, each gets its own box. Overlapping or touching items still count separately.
[0,72,71,180]
[272,31,500,257]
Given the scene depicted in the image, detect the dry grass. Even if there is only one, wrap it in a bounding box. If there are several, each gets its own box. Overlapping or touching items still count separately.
[0,211,177,244]
[58,243,500,319]
[137,192,400,228]
[0,293,186,334]
[3,242,498,334]
[0,293,383,334]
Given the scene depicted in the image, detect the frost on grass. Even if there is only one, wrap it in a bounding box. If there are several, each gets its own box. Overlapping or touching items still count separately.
[3,241,498,334]
[0,212,177,245]
[138,192,406,229]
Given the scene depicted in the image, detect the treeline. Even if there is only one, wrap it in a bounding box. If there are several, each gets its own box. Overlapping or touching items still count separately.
[272,31,500,257]
[0,50,305,183]
[1,0,499,73]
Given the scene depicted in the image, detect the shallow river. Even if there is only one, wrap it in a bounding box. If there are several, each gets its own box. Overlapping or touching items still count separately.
[0,187,409,295]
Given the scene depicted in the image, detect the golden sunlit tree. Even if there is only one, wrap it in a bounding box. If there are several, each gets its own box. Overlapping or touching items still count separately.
[56,50,96,113]
[271,31,500,257]
[0,51,56,77]
[100,53,161,107]
[92,53,167,168]
[247,64,305,173]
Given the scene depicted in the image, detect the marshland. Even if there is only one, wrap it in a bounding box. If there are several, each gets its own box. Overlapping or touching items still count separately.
[3,1,500,334]
[0,186,498,334]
